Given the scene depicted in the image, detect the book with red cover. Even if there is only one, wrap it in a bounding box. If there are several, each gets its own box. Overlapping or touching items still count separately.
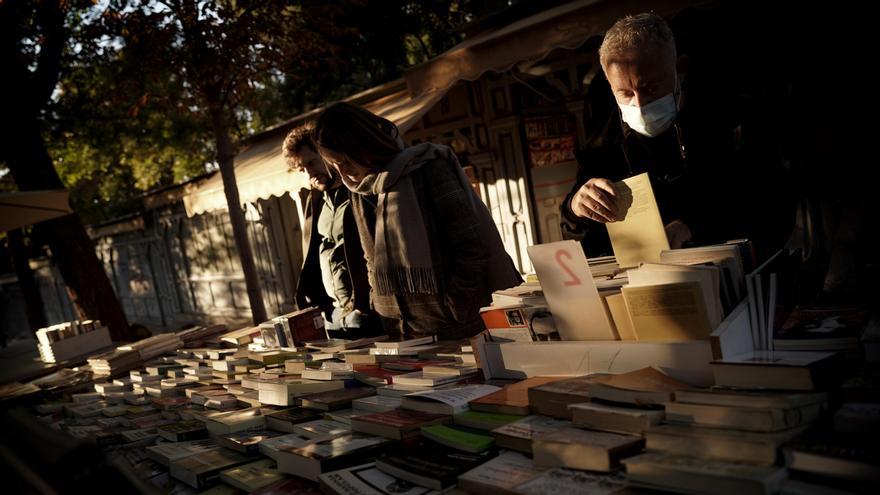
[352,365,403,387]
[380,359,455,372]
[298,387,376,411]
[276,307,325,346]
[264,408,324,433]
[350,408,451,440]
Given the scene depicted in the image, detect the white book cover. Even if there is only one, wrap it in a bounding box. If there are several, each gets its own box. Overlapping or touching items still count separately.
[403,384,501,413]
[373,336,436,349]
[369,345,437,356]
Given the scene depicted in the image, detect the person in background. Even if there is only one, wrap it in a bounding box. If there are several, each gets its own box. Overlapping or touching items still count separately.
[283,124,384,339]
[562,13,792,261]
[312,102,522,340]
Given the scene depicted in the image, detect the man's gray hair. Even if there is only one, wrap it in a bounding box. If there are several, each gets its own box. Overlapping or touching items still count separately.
[599,13,676,70]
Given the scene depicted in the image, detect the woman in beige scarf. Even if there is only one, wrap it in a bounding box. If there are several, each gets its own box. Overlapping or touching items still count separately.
[312,103,522,340]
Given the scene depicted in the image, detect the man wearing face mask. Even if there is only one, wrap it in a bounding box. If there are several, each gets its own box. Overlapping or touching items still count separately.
[562,13,792,259]
[283,124,385,339]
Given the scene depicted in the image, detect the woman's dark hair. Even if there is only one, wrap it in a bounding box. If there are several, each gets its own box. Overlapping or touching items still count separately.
[312,102,401,171]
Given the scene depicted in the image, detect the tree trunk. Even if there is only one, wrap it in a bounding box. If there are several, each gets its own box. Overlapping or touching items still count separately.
[6,228,48,333]
[0,121,134,341]
[1,0,133,342]
[208,103,268,324]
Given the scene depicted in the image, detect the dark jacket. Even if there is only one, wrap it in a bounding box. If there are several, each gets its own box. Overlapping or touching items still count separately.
[351,156,522,340]
[561,69,794,262]
[294,188,371,317]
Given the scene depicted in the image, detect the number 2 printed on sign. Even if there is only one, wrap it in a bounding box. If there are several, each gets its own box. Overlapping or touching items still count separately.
[555,249,581,286]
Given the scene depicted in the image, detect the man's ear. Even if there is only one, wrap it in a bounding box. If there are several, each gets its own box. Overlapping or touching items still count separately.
[676,55,690,83]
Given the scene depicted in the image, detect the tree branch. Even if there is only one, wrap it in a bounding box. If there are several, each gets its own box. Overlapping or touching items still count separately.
[32,0,67,109]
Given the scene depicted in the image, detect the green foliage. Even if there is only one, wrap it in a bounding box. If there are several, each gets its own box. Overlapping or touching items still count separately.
[34,1,476,224]
[270,0,471,120]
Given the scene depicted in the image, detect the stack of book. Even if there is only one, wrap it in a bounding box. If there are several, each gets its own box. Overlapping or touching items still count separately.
[87,349,143,377]
[782,428,880,493]
[255,307,325,349]
[456,450,548,494]
[177,324,228,344]
[351,407,449,441]
[299,386,375,411]
[470,375,564,416]
[36,319,112,363]
[648,389,825,462]
[622,262,726,340]
[369,336,440,357]
[273,433,393,481]
[623,354,835,494]
[392,364,476,388]
[372,438,493,491]
[531,426,644,473]
[567,367,688,436]
[710,350,841,391]
[400,384,500,416]
[480,282,558,342]
[24,306,880,495]
[624,451,787,495]
[219,325,262,346]
[774,306,869,354]
[257,377,344,407]
[541,241,748,345]
[117,333,184,361]
[350,364,403,387]
[526,374,610,418]
[219,458,285,492]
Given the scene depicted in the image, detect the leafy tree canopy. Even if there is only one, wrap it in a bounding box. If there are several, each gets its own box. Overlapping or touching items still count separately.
[13,0,477,224]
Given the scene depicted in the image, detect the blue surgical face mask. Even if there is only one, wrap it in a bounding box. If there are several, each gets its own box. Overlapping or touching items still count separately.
[619,75,681,137]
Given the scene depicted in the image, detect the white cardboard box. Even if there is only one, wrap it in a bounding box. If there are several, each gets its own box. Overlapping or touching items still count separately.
[473,300,753,387]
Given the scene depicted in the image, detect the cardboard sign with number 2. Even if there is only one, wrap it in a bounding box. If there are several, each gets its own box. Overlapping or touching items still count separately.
[527,240,616,341]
